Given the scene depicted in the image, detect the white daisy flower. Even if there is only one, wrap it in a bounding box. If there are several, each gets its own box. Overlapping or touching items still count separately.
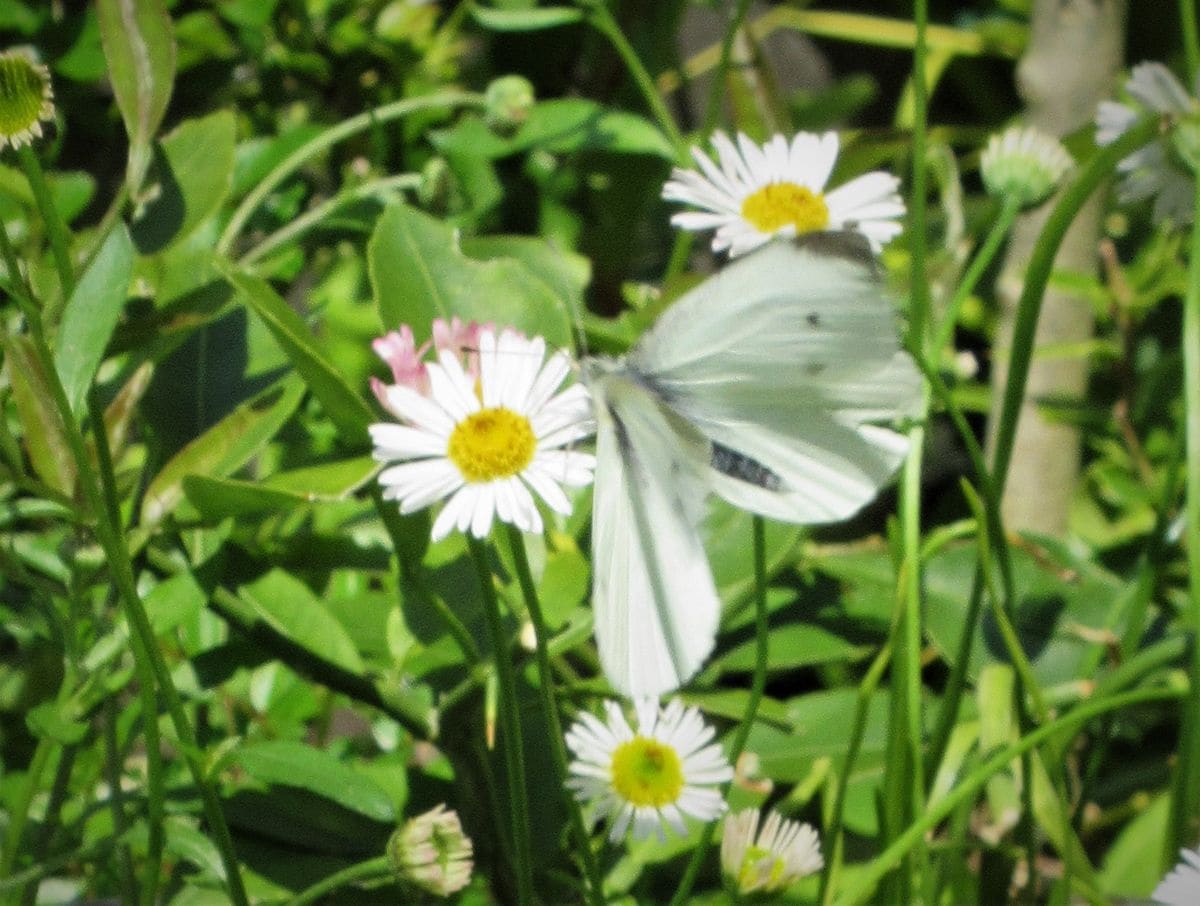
[564,698,733,842]
[979,125,1074,209]
[369,326,596,541]
[1095,61,1200,224]
[661,130,905,257]
[1154,845,1200,905]
[720,807,823,896]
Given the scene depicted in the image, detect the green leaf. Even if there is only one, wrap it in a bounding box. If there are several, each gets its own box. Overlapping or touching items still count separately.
[470,5,583,30]
[53,223,134,414]
[3,335,75,497]
[132,110,237,254]
[143,571,207,635]
[460,234,591,318]
[367,203,572,347]
[234,739,398,825]
[96,0,176,193]
[218,263,375,447]
[140,375,305,528]
[26,699,88,745]
[182,456,377,519]
[431,99,676,161]
[237,569,365,676]
[1100,792,1169,897]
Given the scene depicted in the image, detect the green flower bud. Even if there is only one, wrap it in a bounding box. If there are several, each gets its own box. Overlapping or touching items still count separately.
[484,75,535,137]
[388,804,473,897]
[0,47,55,151]
[980,125,1073,209]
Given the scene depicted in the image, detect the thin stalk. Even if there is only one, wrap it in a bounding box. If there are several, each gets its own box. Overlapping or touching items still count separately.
[668,517,770,906]
[502,525,604,906]
[582,1,687,158]
[990,117,1158,491]
[287,855,392,906]
[933,195,1022,352]
[819,641,893,906]
[832,687,1182,906]
[466,535,534,906]
[700,0,754,135]
[102,695,137,901]
[17,146,73,301]
[16,322,248,902]
[217,91,483,254]
[1169,168,1200,855]
[19,744,77,906]
[1181,0,1199,83]
[239,173,421,266]
[0,737,54,896]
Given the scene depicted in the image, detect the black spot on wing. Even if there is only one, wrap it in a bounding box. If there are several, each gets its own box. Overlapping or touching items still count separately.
[711,443,782,490]
[806,312,821,328]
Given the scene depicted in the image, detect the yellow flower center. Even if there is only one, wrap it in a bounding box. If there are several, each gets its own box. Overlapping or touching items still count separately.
[610,737,684,807]
[740,182,830,235]
[446,407,536,483]
[0,53,49,141]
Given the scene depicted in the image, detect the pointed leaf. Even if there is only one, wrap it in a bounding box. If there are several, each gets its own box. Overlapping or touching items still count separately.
[218,263,374,446]
[97,0,176,193]
[367,203,572,346]
[237,570,365,676]
[3,335,75,497]
[53,223,134,414]
[140,375,304,528]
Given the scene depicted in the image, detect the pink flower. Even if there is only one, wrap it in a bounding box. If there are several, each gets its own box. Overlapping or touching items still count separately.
[370,318,503,416]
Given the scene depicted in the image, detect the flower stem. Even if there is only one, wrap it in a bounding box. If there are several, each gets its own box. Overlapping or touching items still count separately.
[287,855,393,906]
[16,145,73,303]
[582,1,687,159]
[1169,164,1200,856]
[1181,0,1199,82]
[933,194,1022,352]
[216,90,483,255]
[502,525,605,906]
[467,535,534,906]
[668,516,770,906]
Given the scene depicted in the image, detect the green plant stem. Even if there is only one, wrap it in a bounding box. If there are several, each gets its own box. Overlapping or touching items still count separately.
[239,173,421,266]
[216,90,484,255]
[700,0,754,136]
[668,516,770,906]
[933,195,1022,352]
[990,117,1158,491]
[833,686,1182,906]
[1181,0,1200,82]
[102,695,137,901]
[0,737,54,896]
[19,744,77,906]
[17,146,73,303]
[820,641,893,906]
[467,535,534,906]
[582,1,687,158]
[287,854,393,906]
[502,525,605,906]
[1169,167,1200,856]
[14,317,248,903]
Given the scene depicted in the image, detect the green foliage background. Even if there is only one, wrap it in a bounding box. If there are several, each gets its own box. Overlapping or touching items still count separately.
[0,1,1196,904]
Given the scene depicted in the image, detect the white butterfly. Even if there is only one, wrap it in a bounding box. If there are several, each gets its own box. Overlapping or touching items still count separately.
[583,234,922,699]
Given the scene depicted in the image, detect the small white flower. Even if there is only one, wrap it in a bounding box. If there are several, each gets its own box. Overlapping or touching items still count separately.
[0,47,55,151]
[720,807,824,896]
[662,130,905,257]
[370,326,595,541]
[1154,845,1200,905]
[980,125,1073,208]
[565,698,733,841]
[388,804,473,897]
[1095,61,1200,224]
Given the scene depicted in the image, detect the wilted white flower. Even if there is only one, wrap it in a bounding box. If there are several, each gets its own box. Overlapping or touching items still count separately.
[1154,845,1200,905]
[1095,61,1200,224]
[720,807,823,896]
[370,325,595,540]
[980,125,1073,208]
[662,130,905,257]
[565,698,732,841]
[388,804,473,897]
